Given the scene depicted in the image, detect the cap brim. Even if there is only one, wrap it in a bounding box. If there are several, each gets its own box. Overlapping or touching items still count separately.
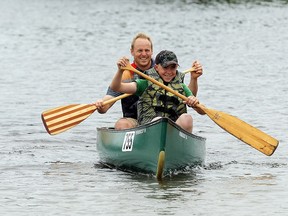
[162,61,179,67]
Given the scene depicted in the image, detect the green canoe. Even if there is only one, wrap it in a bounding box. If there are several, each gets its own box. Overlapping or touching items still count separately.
[96,117,206,179]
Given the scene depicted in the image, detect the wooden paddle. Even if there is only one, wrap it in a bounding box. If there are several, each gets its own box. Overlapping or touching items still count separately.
[41,93,131,135]
[122,64,279,156]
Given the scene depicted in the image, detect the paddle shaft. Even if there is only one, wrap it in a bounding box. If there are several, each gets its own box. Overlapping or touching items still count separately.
[101,93,131,106]
[182,67,196,74]
[123,64,188,100]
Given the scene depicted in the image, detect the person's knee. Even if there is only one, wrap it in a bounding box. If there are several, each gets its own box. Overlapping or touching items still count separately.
[177,114,193,133]
[114,118,136,130]
[180,113,193,123]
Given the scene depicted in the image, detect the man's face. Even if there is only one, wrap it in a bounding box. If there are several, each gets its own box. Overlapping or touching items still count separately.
[131,38,153,70]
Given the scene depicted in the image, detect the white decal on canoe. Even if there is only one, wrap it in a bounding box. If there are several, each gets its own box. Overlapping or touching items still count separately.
[135,128,146,135]
[179,131,187,139]
[122,131,135,152]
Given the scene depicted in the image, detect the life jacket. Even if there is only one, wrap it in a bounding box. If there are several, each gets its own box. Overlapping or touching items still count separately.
[120,62,154,118]
[137,68,187,124]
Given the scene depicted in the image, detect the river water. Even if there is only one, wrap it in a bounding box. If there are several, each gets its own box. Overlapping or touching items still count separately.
[1,0,287,215]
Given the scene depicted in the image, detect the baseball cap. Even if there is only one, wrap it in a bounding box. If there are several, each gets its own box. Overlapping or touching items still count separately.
[155,50,179,68]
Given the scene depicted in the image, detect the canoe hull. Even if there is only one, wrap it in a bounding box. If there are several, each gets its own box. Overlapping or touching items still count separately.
[96,118,206,177]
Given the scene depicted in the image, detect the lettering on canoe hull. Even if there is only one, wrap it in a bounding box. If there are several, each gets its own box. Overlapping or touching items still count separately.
[135,128,146,135]
[179,131,187,139]
[122,131,135,152]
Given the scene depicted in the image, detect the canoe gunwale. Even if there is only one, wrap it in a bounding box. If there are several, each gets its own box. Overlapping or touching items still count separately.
[97,117,206,142]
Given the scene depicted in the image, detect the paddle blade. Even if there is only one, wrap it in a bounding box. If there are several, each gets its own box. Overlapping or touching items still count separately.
[41,104,96,135]
[198,105,279,156]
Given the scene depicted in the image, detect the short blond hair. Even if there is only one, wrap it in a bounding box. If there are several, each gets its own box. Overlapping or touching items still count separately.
[131,33,153,51]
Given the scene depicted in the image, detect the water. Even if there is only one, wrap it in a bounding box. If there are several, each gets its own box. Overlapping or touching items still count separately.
[1,0,287,215]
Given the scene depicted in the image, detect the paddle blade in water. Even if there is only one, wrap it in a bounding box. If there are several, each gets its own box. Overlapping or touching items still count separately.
[198,105,279,156]
[41,104,96,135]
